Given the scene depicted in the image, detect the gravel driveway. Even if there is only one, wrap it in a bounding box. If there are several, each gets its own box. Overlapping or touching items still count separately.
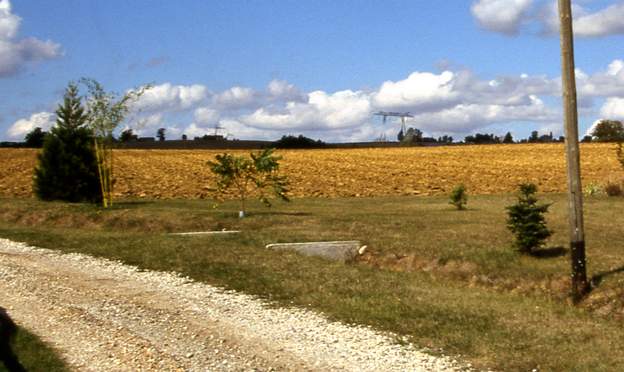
[0,238,464,371]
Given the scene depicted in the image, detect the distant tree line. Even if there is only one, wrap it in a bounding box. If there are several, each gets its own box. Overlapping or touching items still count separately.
[7,119,624,149]
[272,135,326,149]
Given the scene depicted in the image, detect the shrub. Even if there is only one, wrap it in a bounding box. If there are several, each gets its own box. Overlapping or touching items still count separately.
[506,183,551,254]
[34,83,102,203]
[208,148,289,217]
[449,184,468,210]
[604,182,623,197]
[583,182,603,196]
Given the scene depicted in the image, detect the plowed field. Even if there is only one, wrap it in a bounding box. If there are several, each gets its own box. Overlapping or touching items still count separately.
[1,143,622,199]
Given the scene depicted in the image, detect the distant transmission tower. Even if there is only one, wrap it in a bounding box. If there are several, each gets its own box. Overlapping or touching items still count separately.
[211,125,224,136]
[373,111,413,135]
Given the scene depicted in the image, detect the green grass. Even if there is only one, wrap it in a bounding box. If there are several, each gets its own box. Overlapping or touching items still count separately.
[1,194,624,370]
[0,327,69,372]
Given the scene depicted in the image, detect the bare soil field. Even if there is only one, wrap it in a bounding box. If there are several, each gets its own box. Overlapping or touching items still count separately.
[1,143,621,199]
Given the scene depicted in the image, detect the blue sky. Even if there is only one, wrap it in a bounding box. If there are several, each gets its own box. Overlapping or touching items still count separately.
[2,0,624,142]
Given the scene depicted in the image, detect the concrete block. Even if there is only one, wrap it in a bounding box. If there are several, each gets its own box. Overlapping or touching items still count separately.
[266,241,361,262]
[170,230,240,236]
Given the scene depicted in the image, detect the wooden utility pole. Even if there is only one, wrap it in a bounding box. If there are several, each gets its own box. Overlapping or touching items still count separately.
[558,0,590,302]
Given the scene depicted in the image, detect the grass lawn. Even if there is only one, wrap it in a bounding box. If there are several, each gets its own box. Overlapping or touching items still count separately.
[1,194,624,371]
[0,327,69,372]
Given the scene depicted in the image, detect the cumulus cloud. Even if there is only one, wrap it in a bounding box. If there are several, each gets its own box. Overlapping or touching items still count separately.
[566,2,624,37]
[241,89,371,131]
[266,79,306,102]
[471,0,533,34]
[372,71,459,111]
[474,0,624,38]
[409,95,557,134]
[133,83,209,112]
[0,0,61,77]
[15,59,624,142]
[212,86,259,110]
[7,111,54,139]
[194,107,220,125]
[600,97,624,119]
[576,60,624,98]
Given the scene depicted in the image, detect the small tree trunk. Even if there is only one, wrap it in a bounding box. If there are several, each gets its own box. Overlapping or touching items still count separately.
[94,137,108,208]
[240,191,246,218]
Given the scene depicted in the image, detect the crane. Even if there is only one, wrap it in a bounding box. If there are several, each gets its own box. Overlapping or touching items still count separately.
[373,111,413,136]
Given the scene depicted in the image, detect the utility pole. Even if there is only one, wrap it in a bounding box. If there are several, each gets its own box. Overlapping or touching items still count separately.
[558,0,589,302]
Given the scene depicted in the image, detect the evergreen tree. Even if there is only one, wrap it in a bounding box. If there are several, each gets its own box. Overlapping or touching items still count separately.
[506,183,551,254]
[503,132,514,144]
[34,83,102,203]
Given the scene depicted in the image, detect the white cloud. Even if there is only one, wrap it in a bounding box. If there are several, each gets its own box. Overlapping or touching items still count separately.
[471,0,533,34]
[266,79,305,102]
[194,107,220,125]
[136,113,163,129]
[0,0,61,77]
[212,86,258,110]
[0,0,19,39]
[573,2,624,37]
[600,97,624,119]
[372,71,459,111]
[576,61,624,98]
[409,94,557,134]
[241,89,371,130]
[7,111,54,139]
[475,0,624,38]
[133,83,209,112]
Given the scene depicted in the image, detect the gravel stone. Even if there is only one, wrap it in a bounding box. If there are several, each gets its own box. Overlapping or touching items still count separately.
[0,238,467,371]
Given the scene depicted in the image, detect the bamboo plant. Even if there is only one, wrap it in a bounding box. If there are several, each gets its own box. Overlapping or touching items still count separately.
[81,78,150,208]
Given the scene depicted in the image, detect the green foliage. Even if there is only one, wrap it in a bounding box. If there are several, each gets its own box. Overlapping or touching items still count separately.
[34,83,101,203]
[157,127,166,141]
[506,183,551,254]
[503,132,514,144]
[208,148,289,217]
[400,127,423,144]
[119,128,137,142]
[273,134,326,149]
[449,184,468,210]
[81,78,151,207]
[583,182,603,196]
[592,119,624,142]
[24,127,48,148]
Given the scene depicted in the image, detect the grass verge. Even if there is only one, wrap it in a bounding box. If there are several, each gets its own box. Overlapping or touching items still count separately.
[1,194,624,370]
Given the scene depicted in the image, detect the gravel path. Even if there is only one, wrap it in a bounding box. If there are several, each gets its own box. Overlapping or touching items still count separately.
[0,238,465,371]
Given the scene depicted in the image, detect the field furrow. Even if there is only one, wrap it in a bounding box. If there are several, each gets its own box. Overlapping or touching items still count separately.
[1,143,621,199]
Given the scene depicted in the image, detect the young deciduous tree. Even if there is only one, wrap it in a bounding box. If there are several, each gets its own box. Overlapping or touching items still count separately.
[208,148,289,218]
[81,78,150,207]
[34,83,101,203]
